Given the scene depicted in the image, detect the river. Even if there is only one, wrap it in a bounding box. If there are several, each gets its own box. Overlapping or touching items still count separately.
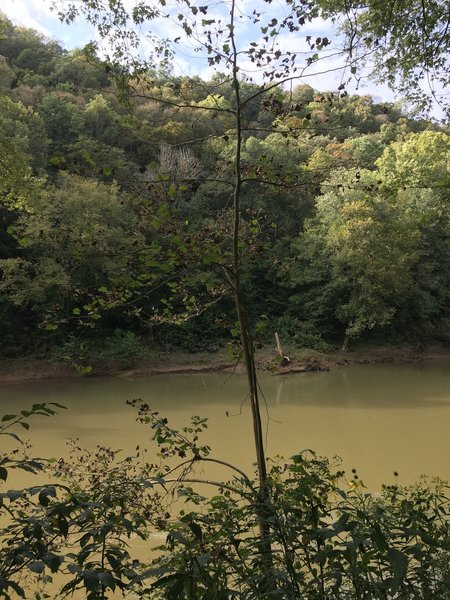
[1,359,449,488]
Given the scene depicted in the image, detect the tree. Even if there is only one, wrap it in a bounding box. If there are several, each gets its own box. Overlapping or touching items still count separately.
[322,0,450,117]
[350,134,385,170]
[83,94,134,149]
[0,174,147,327]
[376,131,450,341]
[0,94,48,174]
[376,130,450,190]
[297,169,419,349]
[0,56,14,91]
[287,129,450,348]
[51,0,353,581]
[0,13,64,84]
[65,135,139,187]
[0,94,48,352]
[50,48,111,91]
[38,92,85,157]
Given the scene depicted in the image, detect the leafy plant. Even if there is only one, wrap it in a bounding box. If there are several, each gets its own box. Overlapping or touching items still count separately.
[1,403,449,599]
[96,329,149,364]
[0,403,67,599]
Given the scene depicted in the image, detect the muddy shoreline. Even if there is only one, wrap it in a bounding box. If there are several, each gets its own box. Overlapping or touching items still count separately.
[0,344,449,384]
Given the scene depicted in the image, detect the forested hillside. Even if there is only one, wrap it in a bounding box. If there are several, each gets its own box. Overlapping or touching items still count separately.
[1,12,449,360]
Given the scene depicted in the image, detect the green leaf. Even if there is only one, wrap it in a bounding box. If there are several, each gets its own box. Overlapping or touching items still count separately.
[0,467,7,481]
[80,532,91,547]
[168,575,186,600]
[189,521,202,541]
[50,403,67,410]
[43,553,63,573]
[167,529,188,546]
[83,570,99,592]
[98,571,115,589]
[67,564,81,574]
[152,574,186,590]
[58,515,69,538]
[7,489,22,501]
[388,548,408,590]
[106,553,120,571]
[371,524,389,552]
[1,414,16,422]
[2,432,21,442]
[28,562,45,574]
[8,581,25,598]
[39,486,57,507]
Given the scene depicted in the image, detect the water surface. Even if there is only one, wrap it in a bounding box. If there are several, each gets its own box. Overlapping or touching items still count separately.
[1,359,449,488]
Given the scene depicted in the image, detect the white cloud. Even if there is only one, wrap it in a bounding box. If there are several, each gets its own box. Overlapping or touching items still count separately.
[1,0,97,49]
[2,0,53,36]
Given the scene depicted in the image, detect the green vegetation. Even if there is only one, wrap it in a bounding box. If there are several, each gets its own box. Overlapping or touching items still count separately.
[0,9,449,359]
[1,404,449,599]
[1,1,450,598]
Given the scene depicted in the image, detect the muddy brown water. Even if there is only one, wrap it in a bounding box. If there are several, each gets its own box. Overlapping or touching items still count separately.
[1,359,449,488]
[1,359,450,598]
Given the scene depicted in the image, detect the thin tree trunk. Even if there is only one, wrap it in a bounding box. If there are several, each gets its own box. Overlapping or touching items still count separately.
[229,0,274,589]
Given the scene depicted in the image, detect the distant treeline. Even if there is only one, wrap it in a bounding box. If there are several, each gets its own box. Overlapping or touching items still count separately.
[1,12,449,358]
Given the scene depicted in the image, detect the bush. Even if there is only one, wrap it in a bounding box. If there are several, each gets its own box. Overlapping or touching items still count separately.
[275,315,331,352]
[96,329,149,363]
[51,329,151,370]
[1,404,449,599]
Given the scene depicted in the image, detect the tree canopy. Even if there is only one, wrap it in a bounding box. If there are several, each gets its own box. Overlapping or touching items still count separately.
[0,10,448,357]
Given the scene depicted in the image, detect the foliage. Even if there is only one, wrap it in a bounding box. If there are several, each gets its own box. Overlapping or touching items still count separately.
[0,7,449,355]
[0,174,146,319]
[38,92,85,156]
[307,170,418,344]
[1,405,449,599]
[0,403,68,599]
[376,131,450,190]
[322,0,450,117]
[51,329,154,369]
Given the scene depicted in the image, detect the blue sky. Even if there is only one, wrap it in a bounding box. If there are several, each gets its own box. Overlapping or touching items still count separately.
[2,0,96,48]
[0,0,406,107]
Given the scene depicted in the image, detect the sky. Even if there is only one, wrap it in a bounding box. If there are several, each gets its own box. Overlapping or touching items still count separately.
[2,0,96,49]
[0,0,404,105]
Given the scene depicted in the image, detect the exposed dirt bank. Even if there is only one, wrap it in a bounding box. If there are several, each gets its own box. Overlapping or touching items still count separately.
[1,344,449,384]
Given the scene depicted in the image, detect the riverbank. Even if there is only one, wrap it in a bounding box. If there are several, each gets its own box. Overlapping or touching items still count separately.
[0,343,449,383]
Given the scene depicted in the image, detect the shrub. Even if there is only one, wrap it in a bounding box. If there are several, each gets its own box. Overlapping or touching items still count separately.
[1,403,449,599]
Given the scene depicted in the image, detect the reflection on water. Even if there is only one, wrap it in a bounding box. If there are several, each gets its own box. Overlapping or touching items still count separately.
[1,360,449,488]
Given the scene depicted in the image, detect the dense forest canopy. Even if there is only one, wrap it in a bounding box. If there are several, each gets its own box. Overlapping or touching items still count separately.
[0,11,449,360]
